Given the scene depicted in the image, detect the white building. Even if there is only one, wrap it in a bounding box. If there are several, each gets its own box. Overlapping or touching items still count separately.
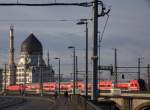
[16,33,54,84]
[2,26,54,89]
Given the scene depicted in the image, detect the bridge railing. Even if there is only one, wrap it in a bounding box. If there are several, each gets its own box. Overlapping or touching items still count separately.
[71,95,102,110]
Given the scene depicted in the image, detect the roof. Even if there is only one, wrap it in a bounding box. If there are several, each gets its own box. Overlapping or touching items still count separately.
[21,33,43,55]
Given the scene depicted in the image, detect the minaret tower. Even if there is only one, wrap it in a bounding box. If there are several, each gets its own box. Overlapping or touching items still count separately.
[9,25,15,65]
[8,25,16,85]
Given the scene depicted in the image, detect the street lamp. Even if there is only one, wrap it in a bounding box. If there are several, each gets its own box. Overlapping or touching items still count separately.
[54,57,61,95]
[21,57,28,96]
[75,56,78,90]
[68,46,76,95]
[138,57,144,80]
[77,19,88,99]
[112,48,118,87]
[37,56,43,96]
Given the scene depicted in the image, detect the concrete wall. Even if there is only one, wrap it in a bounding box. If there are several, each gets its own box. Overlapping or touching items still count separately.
[71,95,103,110]
[71,95,118,110]
[110,97,150,110]
[71,95,150,110]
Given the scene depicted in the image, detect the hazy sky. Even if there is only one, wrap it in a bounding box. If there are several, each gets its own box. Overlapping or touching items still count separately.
[0,0,150,79]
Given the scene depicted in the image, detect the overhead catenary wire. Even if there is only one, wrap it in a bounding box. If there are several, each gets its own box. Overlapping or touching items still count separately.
[0,1,106,7]
[98,13,110,64]
[0,18,92,23]
[99,14,110,43]
[0,1,93,7]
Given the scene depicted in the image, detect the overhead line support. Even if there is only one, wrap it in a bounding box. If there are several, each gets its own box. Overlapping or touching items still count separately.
[0,2,93,7]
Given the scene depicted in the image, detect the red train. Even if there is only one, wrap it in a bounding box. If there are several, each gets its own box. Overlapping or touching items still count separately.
[6,80,139,93]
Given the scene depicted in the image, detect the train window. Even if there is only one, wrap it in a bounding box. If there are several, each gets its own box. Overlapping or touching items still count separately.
[100,85,106,87]
[131,84,134,86]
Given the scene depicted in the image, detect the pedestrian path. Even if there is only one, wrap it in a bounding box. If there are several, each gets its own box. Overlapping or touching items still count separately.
[50,96,80,110]
[0,96,25,109]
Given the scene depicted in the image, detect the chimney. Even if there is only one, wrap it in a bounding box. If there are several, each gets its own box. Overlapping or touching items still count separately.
[8,25,16,85]
[8,25,15,66]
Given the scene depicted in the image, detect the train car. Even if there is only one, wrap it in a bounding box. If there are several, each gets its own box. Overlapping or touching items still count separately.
[87,83,92,93]
[98,80,139,91]
[25,83,40,92]
[29,83,40,90]
[129,80,139,91]
[65,82,73,92]
[6,84,25,95]
[6,85,24,91]
[43,82,56,92]
[60,82,68,92]
[116,83,129,91]
[25,82,57,92]
[77,82,84,92]
[98,81,113,91]
[5,79,140,94]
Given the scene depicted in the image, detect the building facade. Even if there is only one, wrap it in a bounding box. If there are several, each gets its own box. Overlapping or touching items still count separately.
[2,26,54,89]
[0,69,3,90]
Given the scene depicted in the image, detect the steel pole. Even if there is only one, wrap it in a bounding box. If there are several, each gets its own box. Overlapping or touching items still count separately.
[114,48,118,87]
[148,64,150,91]
[85,21,88,99]
[76,56,78,89]
[40,66,43,96]
[92,0,98,101]
[73,48,76,95]
[4,64,7,95]
[98,32,101,82]
[68,46,76,95]
[138,58,141,80]
[58,59,60,94]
